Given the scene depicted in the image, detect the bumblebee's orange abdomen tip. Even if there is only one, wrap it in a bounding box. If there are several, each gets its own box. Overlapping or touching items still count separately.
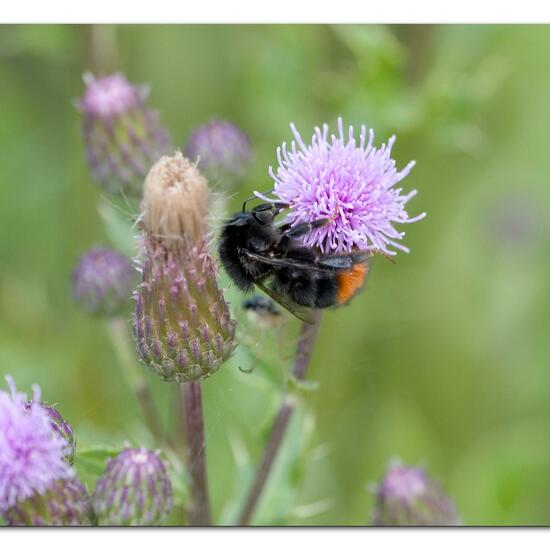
[336,263,368,305]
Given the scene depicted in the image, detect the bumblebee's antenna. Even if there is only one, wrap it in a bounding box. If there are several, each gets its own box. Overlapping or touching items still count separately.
[242,188,277,213]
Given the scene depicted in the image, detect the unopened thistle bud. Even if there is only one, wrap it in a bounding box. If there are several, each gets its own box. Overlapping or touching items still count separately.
[3,478,95,526]
[93,447,172,526]
[372,463,460,526]
[133,152,236,383]
[78,73,171,196]
[184,119,252,185]
[72,247,136,317]
[25,402,76,466]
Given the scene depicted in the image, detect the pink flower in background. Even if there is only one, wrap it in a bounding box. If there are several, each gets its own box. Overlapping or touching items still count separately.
[185,119,252,183]
[77,73,171,196]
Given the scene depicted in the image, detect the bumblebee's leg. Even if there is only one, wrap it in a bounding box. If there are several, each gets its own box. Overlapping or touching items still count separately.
[242,194,277,213]
[252,202,290,219]
[249,201,291,224]
[283,218,331,238]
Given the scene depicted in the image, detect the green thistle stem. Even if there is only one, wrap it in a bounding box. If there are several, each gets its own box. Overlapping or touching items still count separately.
[107,317,163,443]
[238,310,323,526]
[181,381,212,526]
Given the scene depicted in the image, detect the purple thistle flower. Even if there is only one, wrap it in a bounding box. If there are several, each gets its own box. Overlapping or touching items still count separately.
[184,120,252,184]
[93,447,173,526]
[72,247,136,317]
[0,377,72,512]
[81,73,141,118]
[372,463,459,526]
[261,118,425,255]
[78,73,171,197]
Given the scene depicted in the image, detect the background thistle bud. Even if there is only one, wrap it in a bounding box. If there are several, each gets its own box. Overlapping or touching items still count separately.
[3,478,95,526]
[134,153,236,383]
[25,402,76,466]
[78,73,171,196]
[92,447,172,526]
[184,119,252,185]
[72,247,136,317]
[372,463,460,526]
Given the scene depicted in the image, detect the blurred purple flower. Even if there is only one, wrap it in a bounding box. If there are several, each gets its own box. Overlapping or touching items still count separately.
[262,118,425,255]
[93,447,173,526]
[487,194,544,251]
[3,478,95,526]
[372,463,459,526]
[0,377,72,512]
[81,73,141,119]
[72,247,136,317]
[78,73,171,196]
[184,120,252,184]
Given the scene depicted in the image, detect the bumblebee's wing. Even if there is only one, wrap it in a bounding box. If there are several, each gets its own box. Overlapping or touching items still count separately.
[254,281,317,324]
[242,250,339,273]
[316,252,370,270]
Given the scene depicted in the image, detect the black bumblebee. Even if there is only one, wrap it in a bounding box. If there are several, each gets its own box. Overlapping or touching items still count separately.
[218,200,370,323]
[242,295,283,328]
[243,295,282,317]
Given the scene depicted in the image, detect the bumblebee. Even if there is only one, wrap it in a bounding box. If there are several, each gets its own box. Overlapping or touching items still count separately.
[242,295,284,328]
[218,200,371,323]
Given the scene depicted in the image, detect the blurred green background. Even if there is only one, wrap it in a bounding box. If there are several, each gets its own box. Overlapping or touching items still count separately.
[1,24,550,526]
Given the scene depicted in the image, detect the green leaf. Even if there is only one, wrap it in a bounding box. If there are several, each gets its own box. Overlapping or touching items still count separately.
[218,409,316,526]
[218,432,255,525]
[97,197,138,258]
[162,447,190,508]
[252,407,316,525]
[330,24,404,72]
[75,445,123,478]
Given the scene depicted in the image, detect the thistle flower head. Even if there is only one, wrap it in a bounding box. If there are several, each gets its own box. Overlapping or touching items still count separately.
[0,377,72,512]
[134,153,236,383]
[184,119,252,184]
[72,247,136,317]
[78,72,171,196]
[141,151,209,245]
[93,447,172,526]
[372,463,459,526]
[263,118,425,255]
[3,478,95,526]
[81,73,141,119]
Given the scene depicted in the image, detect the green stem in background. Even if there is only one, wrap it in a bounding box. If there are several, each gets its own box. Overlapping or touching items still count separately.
[106,317,163,444]
[181,381,212,526]
[85,24,119,74]
[238,310,323,526]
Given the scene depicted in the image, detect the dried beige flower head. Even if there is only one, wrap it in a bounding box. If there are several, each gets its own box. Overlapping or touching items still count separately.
[141,152,209,245]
